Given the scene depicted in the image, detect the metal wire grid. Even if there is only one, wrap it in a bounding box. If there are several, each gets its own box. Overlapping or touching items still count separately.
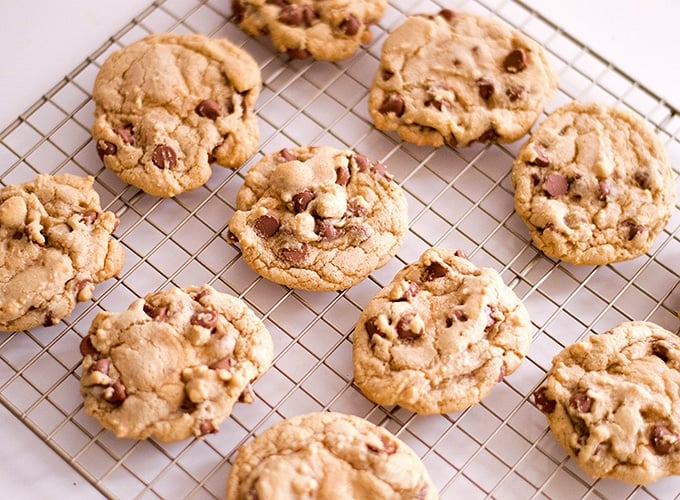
[0,0,678,498]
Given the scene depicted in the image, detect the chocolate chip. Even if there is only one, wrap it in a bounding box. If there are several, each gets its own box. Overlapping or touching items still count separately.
[451,309,468,322]
[80,211,98,224]
[529,145,550,167]
[497,364,506,383]
[279,4,304,26]
[425,96,452,112]
[634,170,651,189]
[43,311,56,327]
[191,309,218,329]
[424,261,448,281]
[477,126,499,143]
[96,140,117,160]
[503,48,527,73]
[152,144,177,170]
[195,99,222,120]
[209,356,234,370]
[371,161,391,179]
[79,336,98,357]
[232,0,245,23]
[476,78,494,100]
[365,316,384,338]
[651,425,678,454]
[315,219,339,241]
[340,14,360,36]
[543,172,568,197]
[302,5,316,26]
[114,124,134,145]
[454,249,468,259]
[287,47,311,60]
[484,305,497,330]
[280,148,297,162]
[292,190,314,213]
[569,391,592,413]
[598,180,611,201]
[379,94,405,117]
[506,86,526,102]
[367,435,398,455]
[238,384,254,403]
[104,380,127,404]
[447,134,458,147]
[143,303,167,321]
[396,312,422,340]
[533,386,556,413]
[254,213,280,238]
[402,281,419,301]
[335,165,350,186]
[352,154,370,172]
[381,69,394,81]
[439,9,456,21]
[199,420,218,436]
[280,243,309,263]
[345,200,366,217]
[652,342,671,362]
[90,358,111,375]
[621,219,647,240]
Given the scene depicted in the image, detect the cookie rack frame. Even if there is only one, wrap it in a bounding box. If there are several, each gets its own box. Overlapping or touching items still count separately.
[1,0,679,498]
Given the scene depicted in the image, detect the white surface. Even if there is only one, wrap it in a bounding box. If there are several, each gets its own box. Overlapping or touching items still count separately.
[0,0,677,498]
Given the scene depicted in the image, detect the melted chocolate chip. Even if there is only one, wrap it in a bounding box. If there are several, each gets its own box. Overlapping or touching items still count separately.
[345,200,366,217]
[279,4,304,26]
[634,170,651,189]
[569,391,592,413]
[447,133,459,147]
[280,148,297,162]
[232,0,245,23]
[451,309,468,322]
[367,435,398,455]
[622,220,647,240]
[484,305,497,330]
[503,48,527,73]
[335,165,350,186]
[114,124,134,145]
[209,356,234,370]
[533,386,556,413]
[365,317,384,338]
[143,303,167,321]
[96,140,117,160]
[598,180,611,201]
[315,219,339,241]
[396,312,422,340]
[152,144,177,169]
[439,9,456,22]
[80,211,98,224]
[529,145,550,167]
[352,154,370,171]
[371,161,391,179]
[199,419,218,436]
[104,380,127,404]
[454,249,469,259]
[379,94,405,117]
[79,336,98,357]
[292,190,314,213]
[280,243,309,263]
[651,425,677,454]
[287,47,311,60]
[497,364,506,383]
[424,261,448,280]
[477,126,499,143]
[652,342,671,362]
[90,358,111,375]
[381,69,394,81]
[340,14,360,36]
[543,172,568,197]
[191,309,218,329]
[402,281,419,301]
[254,213,280,238]
[477,78,494,100]
[506,86,526,102]
[195,99,222,120]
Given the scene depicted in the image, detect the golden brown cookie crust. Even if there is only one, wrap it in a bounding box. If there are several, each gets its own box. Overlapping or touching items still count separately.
[368,9,558,148]
[353,247,532,414]
[0,173,124,332]
[226,411,437,499]
[92,33,262,197]
[534,321,680,484]
[228,146,408,291]
[80,284,273,442]
[512,101,676,265]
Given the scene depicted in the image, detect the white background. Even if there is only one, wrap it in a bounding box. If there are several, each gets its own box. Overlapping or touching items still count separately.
[0,0,678,497]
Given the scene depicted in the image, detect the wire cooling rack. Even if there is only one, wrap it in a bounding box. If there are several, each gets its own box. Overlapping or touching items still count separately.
[1,0,679,498]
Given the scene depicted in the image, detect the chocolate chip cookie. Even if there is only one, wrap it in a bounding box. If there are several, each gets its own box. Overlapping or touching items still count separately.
[226,411,437,499]
[231,0,387,61]
[92,33,262,197]
[368,8,558,148]
[511,101,676,265]
[0,173,124,332]
[227,146,408,291]
[352,247,532,414]
[533,321,680,484]
[80,284,273,442]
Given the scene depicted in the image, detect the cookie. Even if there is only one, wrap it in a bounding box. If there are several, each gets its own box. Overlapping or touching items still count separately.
[368,8,558,148]
[533,321,680,484]
[92,33,262,197]
[227,146,408,291]
[352,247,532,415]
[231,0,387,62]
[226,411,437,499]
[511,101,676,265]
[0,173,124,332]
[79,284,273,442]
